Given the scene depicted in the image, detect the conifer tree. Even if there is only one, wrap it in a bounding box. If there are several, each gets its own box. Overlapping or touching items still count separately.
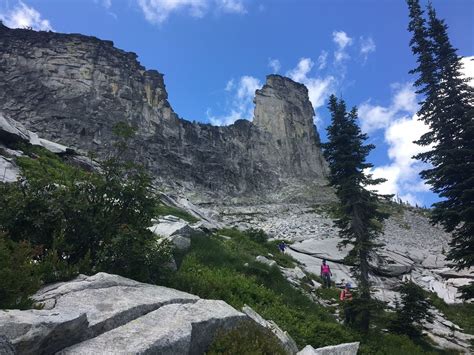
[323,95,389,333]
[389,281,433,339]
[406,1,474,282]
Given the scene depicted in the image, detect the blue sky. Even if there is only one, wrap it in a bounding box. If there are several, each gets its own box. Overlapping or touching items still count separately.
[1,0,473,207]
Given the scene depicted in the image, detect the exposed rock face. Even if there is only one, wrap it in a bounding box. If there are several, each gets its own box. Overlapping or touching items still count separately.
[0,273,249,354]
[297,342,360,355]
[0,24,328,200]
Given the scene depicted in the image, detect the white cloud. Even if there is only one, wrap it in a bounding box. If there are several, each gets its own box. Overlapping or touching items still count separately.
[360,36,376,62]
[360,83,431,204]
[216,0,246,14]
[359,82,417,133]
[208,75,261,126]
[0,1,53,31]
[332,30,352,63]
[461,56,474,86]
[136,0,245,24]
[317,50,328,70]
[286,58,335,124]
[268,58,281,73]
[333,30,352,49]
[224,78,234,91]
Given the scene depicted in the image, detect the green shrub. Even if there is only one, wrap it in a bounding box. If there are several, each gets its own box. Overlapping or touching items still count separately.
[0,123,173,297]
[0,233,41,309]
[359,333,436,355]
[207,320,286,355]
[154,203,199,223]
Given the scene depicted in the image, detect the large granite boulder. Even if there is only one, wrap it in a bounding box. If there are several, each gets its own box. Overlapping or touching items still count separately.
[60,300,245,355]
[0,273,251,354]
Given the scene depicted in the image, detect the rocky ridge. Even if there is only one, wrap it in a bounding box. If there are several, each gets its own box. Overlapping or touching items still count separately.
[0,24,328,201]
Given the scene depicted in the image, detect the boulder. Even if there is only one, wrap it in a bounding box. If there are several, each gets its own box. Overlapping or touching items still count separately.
[0,156,19,183]
[256,255,277,267]
[0,310,88,355]
[370,250,414,277]
[0,114,30,144]
[0,335,15,355]
[60,300,246,354]
[242,305,299,354]
[149,216,202,238]
[2,273,199,354]
[297,342,360,355]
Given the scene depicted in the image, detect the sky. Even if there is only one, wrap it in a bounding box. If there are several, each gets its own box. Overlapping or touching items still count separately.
[1,0,473,207]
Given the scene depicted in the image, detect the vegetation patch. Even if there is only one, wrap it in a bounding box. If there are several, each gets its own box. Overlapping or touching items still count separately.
[154,202,199,223]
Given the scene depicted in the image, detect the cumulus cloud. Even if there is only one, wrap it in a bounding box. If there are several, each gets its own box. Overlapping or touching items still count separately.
[0,1,53,31]
[268,58,281,73]
[360,83,430,205]
[332,30,352,63]
[137,0,245,24]
[360,36,376,62]
[359,82,417,133]
[286,58,335,124]
[208,75,261,126]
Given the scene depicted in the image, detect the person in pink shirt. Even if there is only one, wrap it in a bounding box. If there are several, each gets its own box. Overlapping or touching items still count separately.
[320,259,333,288]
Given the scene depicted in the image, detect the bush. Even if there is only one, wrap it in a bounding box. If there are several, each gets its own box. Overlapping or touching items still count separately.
[0,233,41,309]
[207,320,286,355]
[0,123,174,302]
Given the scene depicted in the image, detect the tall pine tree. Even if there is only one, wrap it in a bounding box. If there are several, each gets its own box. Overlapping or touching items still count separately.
[407,1,474,280]
[323,95,389,332]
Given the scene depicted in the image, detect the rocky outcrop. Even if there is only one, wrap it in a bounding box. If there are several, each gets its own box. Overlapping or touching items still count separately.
[0,273,250,354]
[0,24,328,200]
[297,342,360,355]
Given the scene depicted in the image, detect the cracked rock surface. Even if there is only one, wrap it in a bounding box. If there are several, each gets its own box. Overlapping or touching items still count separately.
[0,273,247,355]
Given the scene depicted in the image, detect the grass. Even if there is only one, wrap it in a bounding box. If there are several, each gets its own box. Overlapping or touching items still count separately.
[428,293,474,335]
[164,228,449,354]
[154,203,200,223]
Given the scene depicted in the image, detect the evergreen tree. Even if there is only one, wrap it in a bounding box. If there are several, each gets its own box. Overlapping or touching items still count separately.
[406,1,474,283]
[323,95,389,333]
[389,281,433,339]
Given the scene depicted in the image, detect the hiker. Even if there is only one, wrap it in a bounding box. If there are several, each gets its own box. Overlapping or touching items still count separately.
[340,283,354,324]
[320,259,332,288]
[278,241,286,253]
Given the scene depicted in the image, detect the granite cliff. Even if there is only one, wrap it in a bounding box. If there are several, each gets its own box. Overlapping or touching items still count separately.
[0,24,328,201]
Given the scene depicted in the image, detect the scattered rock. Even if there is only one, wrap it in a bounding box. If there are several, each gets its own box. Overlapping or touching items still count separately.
[256,255,277,267]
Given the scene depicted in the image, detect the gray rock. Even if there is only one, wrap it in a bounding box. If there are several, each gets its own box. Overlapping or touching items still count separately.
[256,255,277,267]
[0,310,88,355]
[0,335,15,355]
[242,305,298,354]
[422,254,447,269]
[297,342,359,355]
[2,273,199,354]
[0,156,19,183]
[169,234,191,251]
[0,26,328,200]
[149,217,203,239]
[60,300,246,355]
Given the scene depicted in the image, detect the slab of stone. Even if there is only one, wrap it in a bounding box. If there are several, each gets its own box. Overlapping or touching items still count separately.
[297,342,360,355]
[422,254,448,269]
[256,255,277,267]
[149,217,201,238]
[0,310,88,355]
[60,300,246,355]
[2,273,199,354]
[242,305,298,354]
[0,156,19,183]
[290,238,350,262]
